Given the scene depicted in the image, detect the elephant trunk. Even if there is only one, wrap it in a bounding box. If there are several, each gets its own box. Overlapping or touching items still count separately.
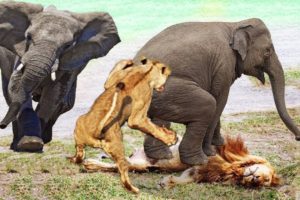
[266,53,300,141]
[0,41,57,129]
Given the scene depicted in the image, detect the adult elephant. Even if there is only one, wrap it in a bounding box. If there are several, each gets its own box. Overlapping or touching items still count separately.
[134,18,300,165]
[0,2,120,151]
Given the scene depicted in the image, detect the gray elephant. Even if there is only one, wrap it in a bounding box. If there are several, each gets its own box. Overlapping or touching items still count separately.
[0,2,120,151]
[134,18,300,165]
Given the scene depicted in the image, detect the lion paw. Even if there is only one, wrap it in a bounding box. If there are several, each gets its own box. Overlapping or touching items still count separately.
[158,175,175,189]
[159,127,177,146]
[66,156,83,164]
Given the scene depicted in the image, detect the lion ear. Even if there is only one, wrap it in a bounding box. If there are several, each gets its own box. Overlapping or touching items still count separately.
[104,59,133,89]
[140,56,149,65]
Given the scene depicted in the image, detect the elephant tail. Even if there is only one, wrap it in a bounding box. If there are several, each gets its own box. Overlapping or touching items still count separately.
[97,82,125,138]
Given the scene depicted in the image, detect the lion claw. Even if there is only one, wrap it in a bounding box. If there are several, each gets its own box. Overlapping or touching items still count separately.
[159,127,177,146]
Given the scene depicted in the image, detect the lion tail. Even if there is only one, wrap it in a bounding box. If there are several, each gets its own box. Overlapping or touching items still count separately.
[97,82,125,137]
[83,158,118,172]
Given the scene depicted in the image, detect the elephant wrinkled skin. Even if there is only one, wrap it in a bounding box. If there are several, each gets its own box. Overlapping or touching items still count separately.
[0,2,120,151]
[134,18,300,165]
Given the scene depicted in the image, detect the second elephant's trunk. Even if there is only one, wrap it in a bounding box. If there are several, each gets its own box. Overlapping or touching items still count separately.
[0,42,57,129]
[267,54,300,141]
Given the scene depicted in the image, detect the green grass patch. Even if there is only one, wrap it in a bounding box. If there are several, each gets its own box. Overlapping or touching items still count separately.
[249,68,300,88]
[285,69,300,88]
[0,108,299,199]
[222,108,300,133]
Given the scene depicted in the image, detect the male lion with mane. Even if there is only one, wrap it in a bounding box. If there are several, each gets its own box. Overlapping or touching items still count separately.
[84,136,280,189]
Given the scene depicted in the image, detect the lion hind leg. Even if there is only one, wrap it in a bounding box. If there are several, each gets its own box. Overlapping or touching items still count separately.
[102,131,139,193]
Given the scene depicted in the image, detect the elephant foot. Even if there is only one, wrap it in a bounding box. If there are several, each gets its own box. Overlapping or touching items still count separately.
[40,120,53,144]
[10,142,18,151]
[42,135,52,144]
[41,128,53,144]
[179,150,208,165]
[144,135,173,160]
[203,144,216,156]
[16,136,44,152]
[212,134,225,146]
[144,145,173,160]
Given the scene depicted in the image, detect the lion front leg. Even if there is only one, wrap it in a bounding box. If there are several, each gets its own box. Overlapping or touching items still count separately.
[68,144,85,164]
[127,97,177,145]
[128,114,177,146]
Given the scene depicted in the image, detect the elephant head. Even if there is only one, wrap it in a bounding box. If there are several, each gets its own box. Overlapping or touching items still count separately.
[230,18,300,140]
[0,2,120,128]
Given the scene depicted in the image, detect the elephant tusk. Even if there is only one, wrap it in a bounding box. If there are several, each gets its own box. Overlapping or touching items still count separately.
[51,72,56,81]
[52,59,59,72]
[16,63,24,71]
[51,59,59,81]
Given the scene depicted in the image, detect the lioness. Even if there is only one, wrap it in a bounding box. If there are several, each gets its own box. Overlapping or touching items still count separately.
[69,58,177,193]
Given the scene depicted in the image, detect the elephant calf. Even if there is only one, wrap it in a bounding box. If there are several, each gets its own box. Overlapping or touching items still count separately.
[134,18,300,165]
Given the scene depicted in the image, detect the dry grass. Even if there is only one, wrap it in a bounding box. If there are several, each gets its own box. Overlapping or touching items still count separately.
[0,108,299,199]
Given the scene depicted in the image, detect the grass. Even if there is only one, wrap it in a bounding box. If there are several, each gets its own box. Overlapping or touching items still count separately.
[285,69,300,88]
[249,68,300,89]
[0,108,300,199]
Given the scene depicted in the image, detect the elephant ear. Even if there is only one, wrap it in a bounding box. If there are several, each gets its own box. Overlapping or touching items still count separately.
[0,2,43,56]
[230,25,252,60]
[59,12,121,71]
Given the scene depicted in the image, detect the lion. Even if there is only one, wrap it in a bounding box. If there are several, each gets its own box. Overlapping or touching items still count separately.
[83,136,280,189]
[68,58,177,193]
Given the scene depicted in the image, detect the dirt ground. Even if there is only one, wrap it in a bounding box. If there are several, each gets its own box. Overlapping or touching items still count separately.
[0,108,299,200]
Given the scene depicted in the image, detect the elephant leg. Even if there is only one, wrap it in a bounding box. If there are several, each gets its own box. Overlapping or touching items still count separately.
[149,78,216,165]
[212,120,224,146]
[15,99,43,152]
[38,79,77,144]
[144,118,173,159]
[10,121,20,150]
[203,90,229,156]
[179,121,211,165]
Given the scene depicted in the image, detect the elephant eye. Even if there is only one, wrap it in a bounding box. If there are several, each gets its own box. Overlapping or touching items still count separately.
[26,34,32,42]
[264,47,271,57]
[64,41,76,51]
[65,44,72,50]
